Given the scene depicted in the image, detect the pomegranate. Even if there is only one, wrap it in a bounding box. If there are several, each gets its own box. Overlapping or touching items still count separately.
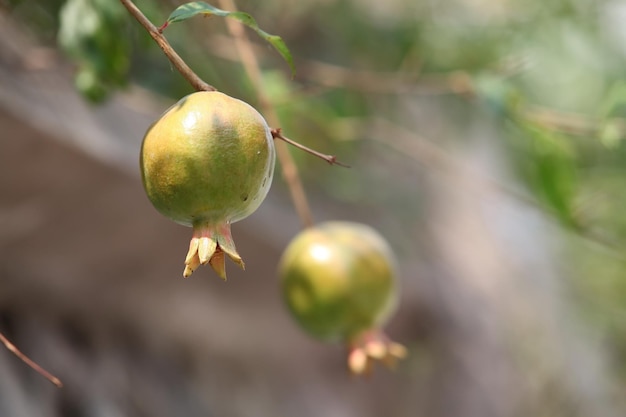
[140,91,275,279]
[279,221,406,374]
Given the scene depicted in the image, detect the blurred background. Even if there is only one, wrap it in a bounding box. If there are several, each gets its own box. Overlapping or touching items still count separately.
[2,0,626,416]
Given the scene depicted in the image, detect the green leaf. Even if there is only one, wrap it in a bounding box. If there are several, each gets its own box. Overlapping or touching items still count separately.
[164,1,295,77]
[599,120,623,149]
[58,0,130,102]
[598,81,626,119]
[515,121,579,229]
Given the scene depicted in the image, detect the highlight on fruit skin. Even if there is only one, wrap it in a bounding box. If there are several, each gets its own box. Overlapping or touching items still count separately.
[278,221,407,375]
[140,91,275,279]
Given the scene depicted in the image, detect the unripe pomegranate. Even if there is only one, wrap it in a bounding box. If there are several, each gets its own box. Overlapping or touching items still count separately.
[140,91,275,279]
[279,221,406,374]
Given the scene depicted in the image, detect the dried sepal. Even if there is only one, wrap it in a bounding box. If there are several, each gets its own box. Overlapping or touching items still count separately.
[183,223,244,279]
[347,330,407,376]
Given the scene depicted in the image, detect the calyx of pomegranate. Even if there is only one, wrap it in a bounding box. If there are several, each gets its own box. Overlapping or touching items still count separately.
[347,329,407,375]
[183,223,244,279]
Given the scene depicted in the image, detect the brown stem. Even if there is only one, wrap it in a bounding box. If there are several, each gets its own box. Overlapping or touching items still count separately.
[119,0,216,92]
[271,128,349,167]
[217,0,315,228]
[0,332,62,388]
[521,106,598,136]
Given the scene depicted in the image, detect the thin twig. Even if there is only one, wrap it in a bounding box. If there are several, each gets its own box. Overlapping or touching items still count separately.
[217,0,315,228]
[521,106,598,136]
[203,35,476,96]
[271,128,349,167]
[119,0,216,92]
[0,332,62,388]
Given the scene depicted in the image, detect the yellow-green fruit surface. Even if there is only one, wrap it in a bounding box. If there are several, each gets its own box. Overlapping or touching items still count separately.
[279,222,398,342]
[140,91,275,227]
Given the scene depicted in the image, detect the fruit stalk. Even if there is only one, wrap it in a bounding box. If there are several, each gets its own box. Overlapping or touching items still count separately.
[119,0,216,92]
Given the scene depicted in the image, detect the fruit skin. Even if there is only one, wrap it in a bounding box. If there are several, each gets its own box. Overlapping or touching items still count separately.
[279,221,398,342]
[141,91,274,227]
[140,91,275,278]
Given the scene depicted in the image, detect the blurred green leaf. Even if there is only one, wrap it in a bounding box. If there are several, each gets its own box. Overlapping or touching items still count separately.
[599,120,623,149]
[474,74,521,117]
[164,1,295,77]
[75,67,108,102]
[598,81,626,119]
[519,122,579,228]
[58,0,130,102]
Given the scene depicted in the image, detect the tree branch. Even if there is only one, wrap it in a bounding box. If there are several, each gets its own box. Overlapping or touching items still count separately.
[0,332,62,388]
[271,128,349,167]
[120,0,216,92]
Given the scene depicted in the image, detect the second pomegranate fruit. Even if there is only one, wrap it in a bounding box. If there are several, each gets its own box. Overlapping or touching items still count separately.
[279,221,406,374]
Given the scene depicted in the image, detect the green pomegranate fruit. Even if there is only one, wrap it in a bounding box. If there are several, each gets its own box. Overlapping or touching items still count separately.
[140,91,275,279]
[279,221,406,374]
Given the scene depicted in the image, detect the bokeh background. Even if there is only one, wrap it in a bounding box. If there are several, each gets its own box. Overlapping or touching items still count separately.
[2,0,626,416]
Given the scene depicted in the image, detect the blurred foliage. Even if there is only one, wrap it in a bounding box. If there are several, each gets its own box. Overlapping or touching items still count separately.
[6,0,626,386]
[58,0,130,101]
[163,1,295,76]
